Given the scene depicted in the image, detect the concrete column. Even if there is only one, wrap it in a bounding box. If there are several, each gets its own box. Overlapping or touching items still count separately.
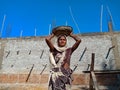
[111,36,120,69]
[0,39,5,69]
[108,21,120,69]
[108,22,113,32]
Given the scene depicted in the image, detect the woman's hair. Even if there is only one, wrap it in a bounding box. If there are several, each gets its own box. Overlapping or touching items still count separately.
[57,34,67,43]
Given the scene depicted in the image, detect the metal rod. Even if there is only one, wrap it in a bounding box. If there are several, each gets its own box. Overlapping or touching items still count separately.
[79,47,87,61]
[49,24,51,35]
[87,64,90,71]
[40,64,47,75]
[69,6,80,33]
[40,50,44,59]
[104,63,107,69]
[6,51,10,58]
[72,47,87,73]
[65,21,68,26]
[29,50,31,55]
[100,5,103,32]
[34,28,37,36]
[106,6,115,28]
[17,51,19,55]
[105,45,115,59]
[20,30,23,38]
[0,14,6,38]
[26,64,34,82]
[5,24,12,37]
[72,64,78,73]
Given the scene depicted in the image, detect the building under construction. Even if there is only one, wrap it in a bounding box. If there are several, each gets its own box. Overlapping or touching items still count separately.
[0,19,120,90]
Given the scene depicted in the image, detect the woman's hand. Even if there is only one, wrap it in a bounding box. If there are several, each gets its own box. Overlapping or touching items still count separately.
[69,32,74,37]
[51,33,54,37]
[69,32,81,52]
[45,33,55,51]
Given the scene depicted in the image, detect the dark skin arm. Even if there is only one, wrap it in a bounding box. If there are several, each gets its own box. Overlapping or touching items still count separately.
[45,33,81,69]
[69,32,81,52]
[45,33,81,52]
[64,33,81,69]
[45,33,55,51]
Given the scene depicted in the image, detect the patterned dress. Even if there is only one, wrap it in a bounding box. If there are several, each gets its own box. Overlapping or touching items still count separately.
[48,47,73,90]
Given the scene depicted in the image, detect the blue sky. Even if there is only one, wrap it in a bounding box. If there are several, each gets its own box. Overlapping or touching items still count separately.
[0,0,120,38]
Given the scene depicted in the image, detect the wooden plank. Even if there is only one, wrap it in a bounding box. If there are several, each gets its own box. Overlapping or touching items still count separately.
[83,70,120,74]
[89,72,93,90]
[94,70,120,74]
[91,71,99,90]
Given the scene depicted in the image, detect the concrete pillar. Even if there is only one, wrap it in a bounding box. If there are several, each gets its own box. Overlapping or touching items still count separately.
[0,39,5,69]
[111,36,120,69]
[108,22,113,32]
[108,21,120,69]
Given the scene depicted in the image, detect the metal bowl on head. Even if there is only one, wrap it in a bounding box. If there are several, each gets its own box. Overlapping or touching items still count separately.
[52,26,73,36]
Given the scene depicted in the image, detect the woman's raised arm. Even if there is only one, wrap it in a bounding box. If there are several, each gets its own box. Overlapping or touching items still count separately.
[45,33,55,51]
[69,33,81,52]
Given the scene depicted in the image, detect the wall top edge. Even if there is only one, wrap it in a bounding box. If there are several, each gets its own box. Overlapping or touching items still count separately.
[0,31,120,40]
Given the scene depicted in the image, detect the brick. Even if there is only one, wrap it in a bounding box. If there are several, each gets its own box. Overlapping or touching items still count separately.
[26,86,34,90]
[84,74,90,85]
[72,74,86,85]
[0,74,8,83]
[8,74,18,83]
[18,74,27,83]
[27,74,40,83]
[40,74,49,83]
[36,86,48,90]
[12,86,27,90]
[0,86,9,90]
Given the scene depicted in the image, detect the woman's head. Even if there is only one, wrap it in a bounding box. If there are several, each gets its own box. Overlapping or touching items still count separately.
[57,35,67,47]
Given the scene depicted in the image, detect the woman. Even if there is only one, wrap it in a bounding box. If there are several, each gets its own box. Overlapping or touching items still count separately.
[45,28,81,90]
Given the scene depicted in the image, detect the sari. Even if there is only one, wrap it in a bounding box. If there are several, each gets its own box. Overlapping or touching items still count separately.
[48,46,73,90]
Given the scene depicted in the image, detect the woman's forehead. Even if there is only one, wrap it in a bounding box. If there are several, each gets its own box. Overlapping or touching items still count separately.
[58,34,66,38]
[60,36,66,38]
[58,35,66,40]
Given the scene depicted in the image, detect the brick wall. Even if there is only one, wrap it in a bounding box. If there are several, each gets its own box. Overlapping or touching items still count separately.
[0,73,119,90]
[0,73,90,90]
[0,32,120,89]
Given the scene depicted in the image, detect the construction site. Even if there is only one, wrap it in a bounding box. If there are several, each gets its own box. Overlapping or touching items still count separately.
[0,0,120,90]
[0,19,120,90]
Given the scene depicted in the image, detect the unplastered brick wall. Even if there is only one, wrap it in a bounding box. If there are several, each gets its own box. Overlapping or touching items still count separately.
[0,32,120,89]
[0,73,90,90]
[0,73,89,85]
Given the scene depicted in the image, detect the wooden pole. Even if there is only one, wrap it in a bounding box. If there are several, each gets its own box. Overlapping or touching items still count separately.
[89,53,100,90]
[91,71,99,90]
[89,53,95,90]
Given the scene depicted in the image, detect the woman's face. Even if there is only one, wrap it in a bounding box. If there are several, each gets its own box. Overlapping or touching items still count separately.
[58,36,67,47]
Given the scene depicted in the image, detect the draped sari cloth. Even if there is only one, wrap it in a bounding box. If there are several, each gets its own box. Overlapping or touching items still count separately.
[48,45,73,90]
